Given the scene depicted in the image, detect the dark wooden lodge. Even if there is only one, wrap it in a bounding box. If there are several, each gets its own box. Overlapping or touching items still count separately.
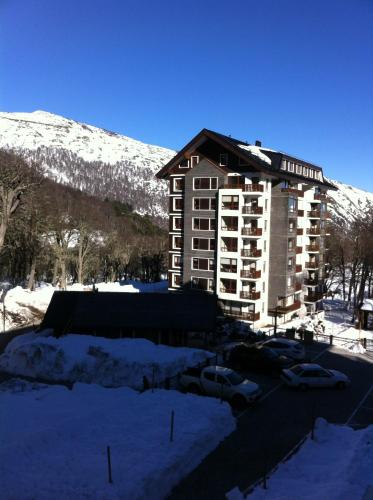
[41,291,217,346]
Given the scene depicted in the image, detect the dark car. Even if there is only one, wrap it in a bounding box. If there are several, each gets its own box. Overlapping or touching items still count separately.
[229,344,294,375]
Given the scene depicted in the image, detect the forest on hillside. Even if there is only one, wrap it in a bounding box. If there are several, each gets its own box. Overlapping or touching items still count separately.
[0,150,167,289]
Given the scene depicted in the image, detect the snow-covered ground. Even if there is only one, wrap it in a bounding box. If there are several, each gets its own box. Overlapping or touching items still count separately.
[0,332,213,389]
[0,380,235,500]
[228,418,373,500]
[0,280,168,331]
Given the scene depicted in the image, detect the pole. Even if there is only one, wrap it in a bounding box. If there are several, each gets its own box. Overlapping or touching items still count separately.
[274,306,278,336]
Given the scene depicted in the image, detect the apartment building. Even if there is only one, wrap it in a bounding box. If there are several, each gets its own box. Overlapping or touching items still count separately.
[156,129,335,327]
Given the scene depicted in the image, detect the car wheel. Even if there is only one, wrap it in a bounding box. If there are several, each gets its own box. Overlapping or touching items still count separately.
[299,383,309,391]
[336,381,346,390]
[231,394,247,410]
[188,384,201,395]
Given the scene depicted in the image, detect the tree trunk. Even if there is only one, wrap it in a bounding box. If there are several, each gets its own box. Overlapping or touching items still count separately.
[52,259,59,286]
[60,260,67,290]
[27,256,37,291]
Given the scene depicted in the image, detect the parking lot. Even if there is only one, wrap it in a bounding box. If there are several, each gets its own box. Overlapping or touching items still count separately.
[168,341,373,500]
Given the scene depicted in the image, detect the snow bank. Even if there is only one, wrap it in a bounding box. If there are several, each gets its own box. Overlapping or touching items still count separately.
[0,381,235,500]
[229,418,373,500]
[0,333,214,389]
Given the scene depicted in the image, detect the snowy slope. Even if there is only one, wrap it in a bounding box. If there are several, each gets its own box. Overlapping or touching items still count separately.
[1,110,372,223]
[0,110,175,219]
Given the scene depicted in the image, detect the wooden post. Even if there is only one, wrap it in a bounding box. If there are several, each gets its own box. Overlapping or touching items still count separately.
[107,446,113,484]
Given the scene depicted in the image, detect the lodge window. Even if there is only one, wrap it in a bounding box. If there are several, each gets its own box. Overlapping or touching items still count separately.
[296,164,302,175]
[193,197,216,210]
[193,218,215,231]
[220,237,238,253]
[172,236,182,249]
[173,197,183,211]
[194,177,218,190]
[192,238,215,251]
[191,156,200,167]
[173,178,184,192]
[303,166,308,176]
[191,276,213,291]
[288,257,294,270]
[179,159,189,169]
[172,274,181,287]
[219,153,228,166]
[172,255,182,268]
[173,217,182,230]
[192,257,214,271]
[288,196,297,213]
[288,239,295,251]
[288,162,295,172]
[221,195,239,210]
[220,258,237,274]
[281,159,287,170]
[220,278,237,294]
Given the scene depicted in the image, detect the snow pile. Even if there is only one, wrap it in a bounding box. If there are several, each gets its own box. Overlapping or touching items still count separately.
[0,333,214,389]
[238,144,272,165]
[229,418,373,500]
[0,381,235,500]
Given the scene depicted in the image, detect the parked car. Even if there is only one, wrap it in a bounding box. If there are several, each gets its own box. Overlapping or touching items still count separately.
[259,338,306,361]
[281,363,351,390]
[229,344,294,375]
[180,365,262,408]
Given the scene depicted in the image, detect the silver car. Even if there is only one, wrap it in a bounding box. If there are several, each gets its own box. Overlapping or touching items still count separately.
[281,363,351,390]
[260,338,306,361]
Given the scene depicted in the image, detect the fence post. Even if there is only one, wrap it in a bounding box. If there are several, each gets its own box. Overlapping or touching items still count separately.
[329,335,333,346]
[170,410,175,442]
[107,446,113,484]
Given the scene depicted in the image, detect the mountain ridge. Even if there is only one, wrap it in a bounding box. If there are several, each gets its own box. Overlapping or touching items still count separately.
[0,110,371,224]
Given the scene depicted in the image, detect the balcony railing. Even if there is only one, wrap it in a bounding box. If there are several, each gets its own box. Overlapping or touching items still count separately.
[308,210,321,218]
[240,269,261,279]
[241,248,262,258]
[281,188,304,197]
[306,245,320,252]
[241,227,262,236]
[223,183,244,189]
[242,206,263,215]
[220,287,237,295]
[307,227,321,235]
[305,261,319,269]
[304,293,324,302]
[295,246,302,254]
[222,203,239,211]
[243,184,264,193]
[220,246,238,253]
[297,209,304,217]
[223,310,261,321]
[295,264,302,272]
[221,226,238,232]
[297,228,304,235]
[276,300,301,313]
[240,291,261,300]
[314,193,329,201]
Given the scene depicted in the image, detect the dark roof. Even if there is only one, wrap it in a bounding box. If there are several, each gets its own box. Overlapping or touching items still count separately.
[41,291,217,333]
[156,128,336,190]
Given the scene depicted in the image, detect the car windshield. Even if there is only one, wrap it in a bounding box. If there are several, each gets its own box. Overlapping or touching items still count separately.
[226,371,245,385]
[290,366,303,375]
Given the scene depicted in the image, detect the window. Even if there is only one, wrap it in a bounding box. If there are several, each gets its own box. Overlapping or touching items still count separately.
[288,239,295,251]
[263,240,266,252]
[221,195,239,210]
[194,177,218,190]
[193,218,215,231]
[173,197,183,211]
[288,162,295,172]
[303,166,308,176]
[172,236,182,249]
[173,178,184,192]
[262,282,265,292]
[172,255,182,268]
[221,216,238,232]
[296,164,302,175]
[280,180,290,189]
[173,217,182,230]
[219,153,228,166]
[220,278,237,294]
[288,196,297,213]
[191,276,213,291]
[192,258,214,271]
[287,276,294,288]
[172,274,181,287]
[179,158,189,169]
[281,159,287,170]
[193,198,216,210]
[220,237,238,253]
[264,220,267,232]
[192,238,215,251]
[191,156,199,167]
[265,199,268,211]
[220,258,237,273]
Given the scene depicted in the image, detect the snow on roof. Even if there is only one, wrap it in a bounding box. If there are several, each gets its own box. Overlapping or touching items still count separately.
[361,299,373,312]
[238,144,272,165]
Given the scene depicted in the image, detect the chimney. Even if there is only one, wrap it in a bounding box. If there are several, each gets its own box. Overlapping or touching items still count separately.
[255,140,262,147]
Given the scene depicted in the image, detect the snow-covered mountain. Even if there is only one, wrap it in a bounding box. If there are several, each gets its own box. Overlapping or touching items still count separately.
[0,110,175,220]
[0,110,371,224]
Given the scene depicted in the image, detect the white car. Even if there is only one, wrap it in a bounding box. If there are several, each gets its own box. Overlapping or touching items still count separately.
[260,338,305,361]
[281,363,351,390]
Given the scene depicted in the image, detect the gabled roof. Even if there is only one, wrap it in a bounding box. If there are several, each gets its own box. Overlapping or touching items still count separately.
[156,128,336,189]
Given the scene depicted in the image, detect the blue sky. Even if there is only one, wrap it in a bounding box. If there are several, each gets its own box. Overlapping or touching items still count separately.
[1,0,372,190]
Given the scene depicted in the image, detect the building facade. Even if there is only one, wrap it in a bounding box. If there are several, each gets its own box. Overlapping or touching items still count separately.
[157,129,335,327]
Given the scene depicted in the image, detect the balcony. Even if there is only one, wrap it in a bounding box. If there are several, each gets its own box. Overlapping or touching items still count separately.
[297,228,304,235]
[295,246,302,254]
[223,183,244,189]
[314,193,329,202]
[281,188,304,197]
[243,184,264,193]
[297,209,304,217]
[305,261,319,269]
[275,300,301,314]
[220,246,238,253]
[221,226,238,232]
[295,264,302,272]
[220,287,236,295]
[242,206,263,215]
[307,227,321,235]
[240,291,261,300]
[306,244,320,252]
[241,248,262,258]
[304,293,324,302]
[221,203,239,211]
[308,210,321,218]
[241,227,262,237]
[240,269,261,279]
[223,310,261,321]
